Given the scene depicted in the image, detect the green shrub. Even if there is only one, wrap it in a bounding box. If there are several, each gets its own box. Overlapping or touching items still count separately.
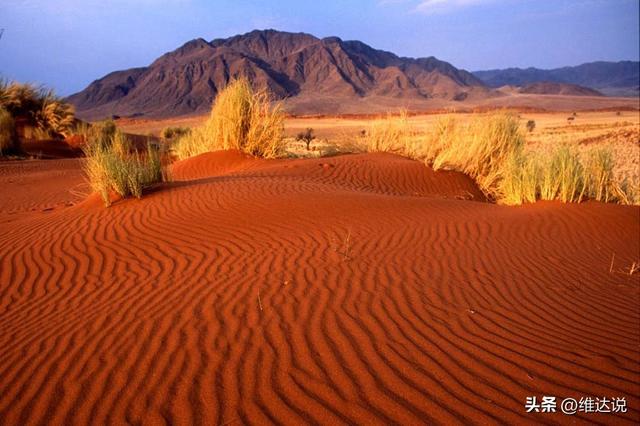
[583,147,616,203]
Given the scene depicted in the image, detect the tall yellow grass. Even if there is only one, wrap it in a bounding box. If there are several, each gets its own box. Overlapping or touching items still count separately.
[361,111,636,205]
[84,129,164,207]
[174,78,284,159]
[428,113,524,199]
[365,110,420,157]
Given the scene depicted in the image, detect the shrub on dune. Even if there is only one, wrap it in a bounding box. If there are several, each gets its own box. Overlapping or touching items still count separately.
[174,78,285,160]
[428,112,524,200]
[84,129,165,207]
[421,112,635,205]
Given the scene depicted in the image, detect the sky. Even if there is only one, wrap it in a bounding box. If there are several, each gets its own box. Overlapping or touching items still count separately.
[1,0,638,95]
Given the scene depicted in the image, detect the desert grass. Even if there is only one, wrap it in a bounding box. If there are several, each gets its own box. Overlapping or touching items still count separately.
[174,78,284,159]
[417,112,524,200]
[69,120,118,149]
[0,80,75,139]
[0,107,18,155]
[357,111,637,205]
[364,110,421,158]
[161,126,191,140]
[503,144,633,205]
[84,130,164,206]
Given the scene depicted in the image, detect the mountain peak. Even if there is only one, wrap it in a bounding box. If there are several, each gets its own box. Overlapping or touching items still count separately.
[68,29,488,119]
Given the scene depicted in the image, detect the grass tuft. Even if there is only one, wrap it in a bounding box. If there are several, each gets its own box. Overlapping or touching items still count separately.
[429,112,524,200]
[83,129,165,207]
[174,78,284,159]
[365,110,420,158]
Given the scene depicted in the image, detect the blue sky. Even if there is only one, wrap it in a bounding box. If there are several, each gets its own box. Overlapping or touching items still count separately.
[1,0,638,95]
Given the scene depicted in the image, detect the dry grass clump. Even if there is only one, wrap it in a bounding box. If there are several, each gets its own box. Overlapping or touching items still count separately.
[365,111,638,205]
[161,126,190,140]
[427,112,524,199]
[174,78,284,160]
[0,107,18,155]
[364,110,420,157]
[84,129,164,207]
[0,80,75,140]
[500,144,633,205]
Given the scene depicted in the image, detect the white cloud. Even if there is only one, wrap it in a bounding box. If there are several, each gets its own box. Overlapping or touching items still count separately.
[380,0,499,15]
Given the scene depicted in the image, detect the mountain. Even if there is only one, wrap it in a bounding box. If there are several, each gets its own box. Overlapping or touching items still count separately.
[473,61,639,97]
[68,29,491,119]
[517,82,603,97]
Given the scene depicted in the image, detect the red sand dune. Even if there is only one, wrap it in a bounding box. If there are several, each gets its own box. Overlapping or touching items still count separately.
[0,151,638,424]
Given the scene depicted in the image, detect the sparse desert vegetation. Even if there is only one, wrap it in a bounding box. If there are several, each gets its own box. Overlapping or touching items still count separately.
[2,12,639,424]
[174,78,285,160]
[83,128,165,206]
[0,80,75,143]
[354,111,638,205]
[114,108,640,205]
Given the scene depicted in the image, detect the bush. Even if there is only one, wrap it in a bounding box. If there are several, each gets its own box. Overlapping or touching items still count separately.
[500,154,539,205]
[296,128,316,150]
[174,78,284,159]
[161,126,191,140]
[526,120,535,132]
[0,107,18,155]
[84,129,164,207]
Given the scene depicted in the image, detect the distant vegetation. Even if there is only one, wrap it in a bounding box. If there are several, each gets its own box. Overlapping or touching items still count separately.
[364,111,637,205]
[526,120,535,132]
[296,128,316,151]
[161,126,191,141]
[174,78,284,160]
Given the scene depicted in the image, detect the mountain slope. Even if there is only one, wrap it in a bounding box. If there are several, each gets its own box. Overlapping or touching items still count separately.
[67,30,490,119]
[474,61,639,97]
[518,82,603,97]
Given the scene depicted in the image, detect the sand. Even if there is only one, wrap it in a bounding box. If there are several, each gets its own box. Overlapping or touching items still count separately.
[0,150,638,424]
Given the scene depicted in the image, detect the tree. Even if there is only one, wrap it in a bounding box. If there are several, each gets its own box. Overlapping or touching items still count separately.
[526,120,536,133]
[296,127,316,151]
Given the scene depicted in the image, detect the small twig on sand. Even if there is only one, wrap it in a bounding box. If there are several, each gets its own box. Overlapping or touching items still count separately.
[342,229,352,261]
[629,262,639,276]
[609,253,615,273]
[257,288,263,311]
